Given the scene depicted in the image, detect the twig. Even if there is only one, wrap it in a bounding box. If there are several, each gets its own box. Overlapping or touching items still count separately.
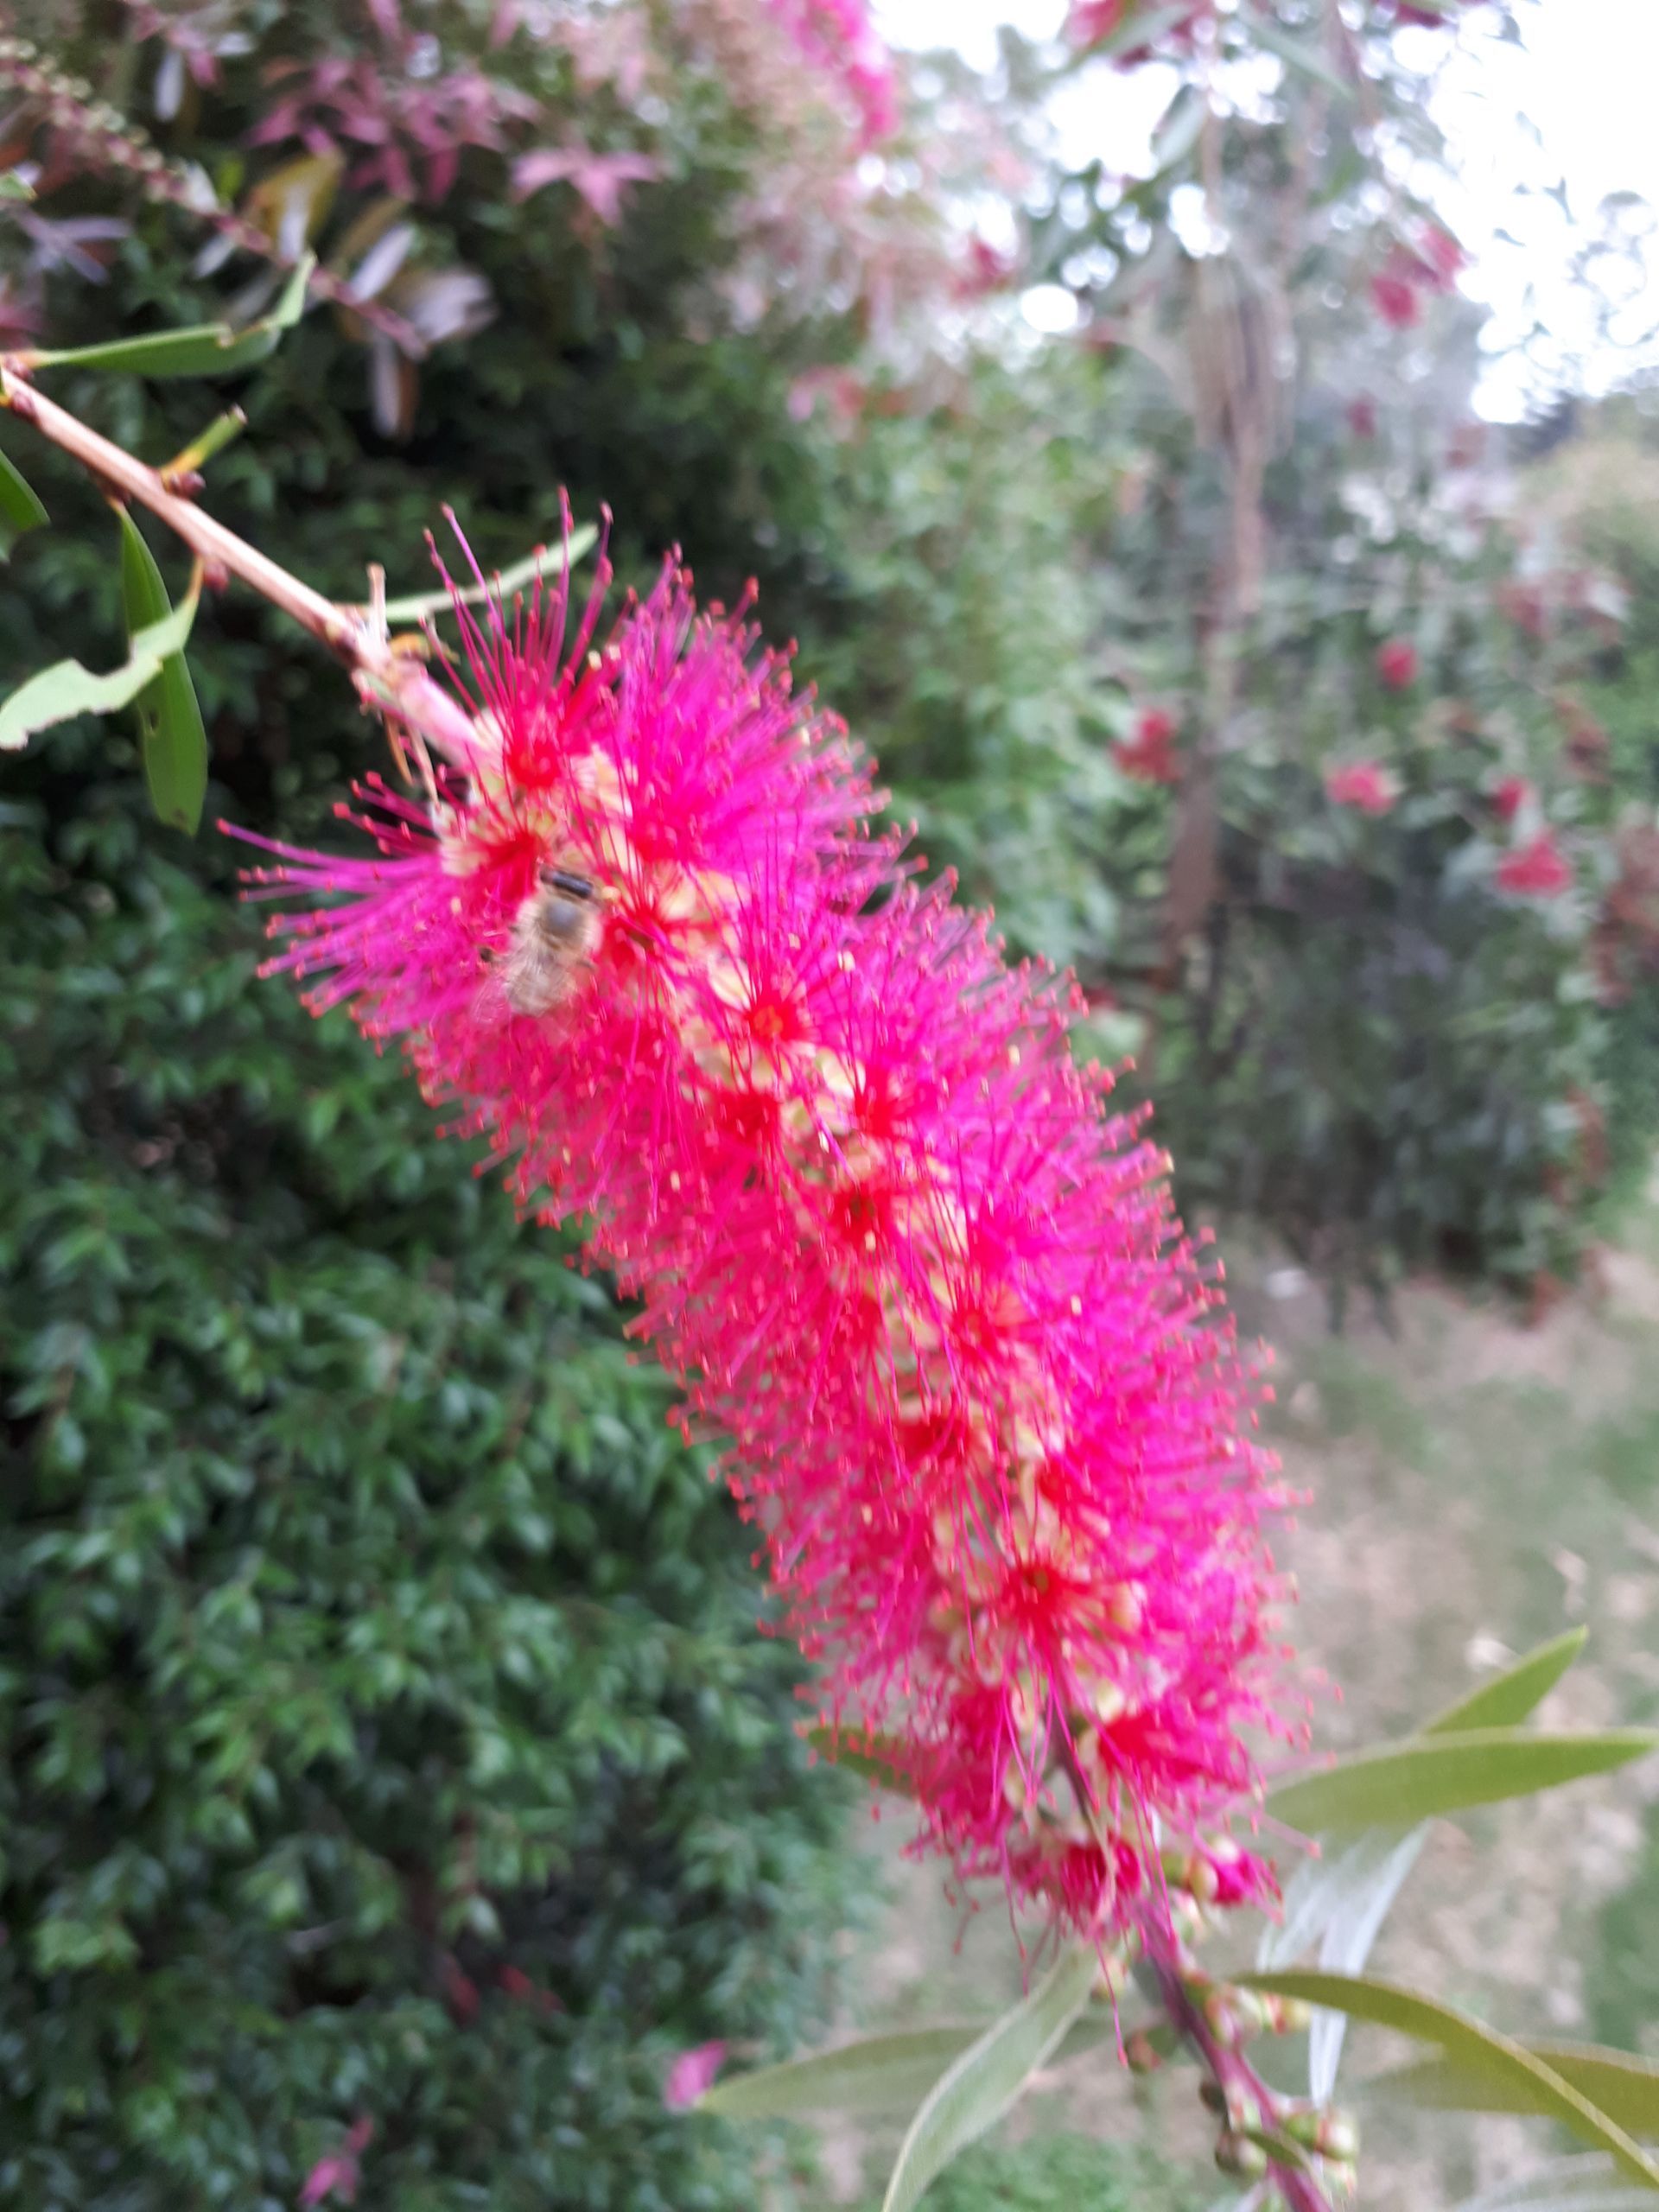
[0,359,479,760]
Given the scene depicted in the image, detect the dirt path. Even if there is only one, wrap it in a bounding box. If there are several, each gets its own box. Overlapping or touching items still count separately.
[811,1185,1659,2209]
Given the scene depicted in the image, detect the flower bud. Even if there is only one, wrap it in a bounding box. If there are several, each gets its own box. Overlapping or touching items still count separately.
[1124,2030,1163,2075]
[1315,2112,1359,2163]
[1214,2132,1268,2180]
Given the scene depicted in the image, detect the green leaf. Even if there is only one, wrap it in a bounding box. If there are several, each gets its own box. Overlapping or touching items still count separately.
[880,1944,1100,2212]
[1423,1629,1588,1735]
[1241,1971,1659,2191]
[29,255,313,380]
[803,1724,916,1797]
[0,586,200,752]
[1236,3,1357,97]
[1257,1628,1594,2101]
[1379,2038,1659,2140]
[1257,1826,1426,2101]
[703,2026,1003,2120]
[118,509,209,833]
[379,523,601,623]
[1265,1728,1656,1834]
[1150,86,1207,177]
[0,442,48,560]
[702,2010,1129,2120]
[0,170,33,201]
[1084,1,1195,60]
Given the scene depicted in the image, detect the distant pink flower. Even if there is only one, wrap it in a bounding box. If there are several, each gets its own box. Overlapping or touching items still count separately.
[764,0,899,147]
[787,366,866,424]
[664,2041,728,2110]
[1114,706,1182,785]
[1370,256,1422,330]
[1497,831,1573,899]
[1416,221,1465,291]
[299,2120,373,2209]
[1325,760,1400,815]
[240,524,1288,1938]
[956,236,1017,300]
[1347,394,1378,441]
[1491,775,1532,824]
[1376,637,1419,690]
[511,145,661,226]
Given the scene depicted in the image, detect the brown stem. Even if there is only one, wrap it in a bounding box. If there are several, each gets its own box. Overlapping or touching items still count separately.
[0,360,479,761]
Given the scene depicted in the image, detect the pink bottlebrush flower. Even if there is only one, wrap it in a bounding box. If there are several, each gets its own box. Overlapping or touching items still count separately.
[1114,706,1182,785]
[1497,831,1573,899]
[1347,394,1378,442]
[1491,775,1532,824]
[1376,637,1419,690]
[664,2040,728,2110]
[238,527,1290,1938]
[1325,760,1400,816]
[299,2119,373,2209]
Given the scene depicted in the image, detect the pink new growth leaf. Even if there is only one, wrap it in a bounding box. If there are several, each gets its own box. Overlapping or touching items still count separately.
[664,2040,728,2109]
[239,526,1293,1937]
[298,2118,372,2207]
[511,146,662,226]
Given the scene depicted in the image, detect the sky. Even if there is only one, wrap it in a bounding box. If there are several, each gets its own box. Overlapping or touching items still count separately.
[872,0,1659,421]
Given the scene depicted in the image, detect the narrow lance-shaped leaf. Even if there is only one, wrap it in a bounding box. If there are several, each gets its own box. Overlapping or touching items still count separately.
[28,253,313,379]
[1258,1826,1427,2102]
[1264,1727,1656,1836]
[1080,1,1196,60]
[880,1944,1100,2212]
[1423,1628,1589,1735]
[118,508,209,833]
[0,586,200,752]
[1241,1971,1659,2192]
[1236,4,1357,98]
[700,2007,1142,2121]
[1256,1626,1596,2099]
[1378,2037,1659,2141]
[0,442,48,560]
[378,523,601,623]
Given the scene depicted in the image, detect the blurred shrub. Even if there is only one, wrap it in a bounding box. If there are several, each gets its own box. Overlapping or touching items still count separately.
[0,750,857,2206]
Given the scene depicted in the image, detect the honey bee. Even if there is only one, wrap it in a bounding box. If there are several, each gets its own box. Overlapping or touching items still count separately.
[496,866,602,1017]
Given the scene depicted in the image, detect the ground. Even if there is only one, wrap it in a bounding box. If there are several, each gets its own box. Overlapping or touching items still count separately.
[802,1176,1659,2211]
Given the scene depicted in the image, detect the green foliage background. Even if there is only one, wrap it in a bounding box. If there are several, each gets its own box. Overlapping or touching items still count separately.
[10,0,1659,2198]
[0,745,861,2205]
[0,7,889,2195]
